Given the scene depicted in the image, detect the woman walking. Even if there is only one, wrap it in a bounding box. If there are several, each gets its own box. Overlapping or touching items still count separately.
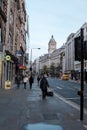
[23,75,28,89]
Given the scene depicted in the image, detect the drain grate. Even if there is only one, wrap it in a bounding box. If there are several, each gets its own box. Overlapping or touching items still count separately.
[43,113,58,120]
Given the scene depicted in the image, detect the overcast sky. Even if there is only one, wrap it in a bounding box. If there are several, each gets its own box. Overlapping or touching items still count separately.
[26,0,87,61]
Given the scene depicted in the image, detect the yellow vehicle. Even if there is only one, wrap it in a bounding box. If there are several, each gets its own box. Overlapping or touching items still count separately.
[61,73,69,80]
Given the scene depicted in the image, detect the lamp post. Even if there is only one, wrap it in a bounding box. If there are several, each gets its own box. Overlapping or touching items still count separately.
[30,48,40,72]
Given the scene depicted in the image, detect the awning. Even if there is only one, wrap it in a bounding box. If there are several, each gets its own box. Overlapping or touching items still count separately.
[19,65,26,70]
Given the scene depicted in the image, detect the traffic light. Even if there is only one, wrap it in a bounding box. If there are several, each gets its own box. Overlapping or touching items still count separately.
[74,36,81,61]
[84,41,87,60]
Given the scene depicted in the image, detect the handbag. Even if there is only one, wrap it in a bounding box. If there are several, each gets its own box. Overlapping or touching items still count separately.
[47,91,53,96]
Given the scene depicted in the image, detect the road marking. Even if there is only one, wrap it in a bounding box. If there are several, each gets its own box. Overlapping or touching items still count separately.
[65,97,87,100]
[50,87,87,113]
[65,97,80,100]
[68,87,75,90]
[83,125,87,129]
[54,92,87,115]
[57,86,62,89]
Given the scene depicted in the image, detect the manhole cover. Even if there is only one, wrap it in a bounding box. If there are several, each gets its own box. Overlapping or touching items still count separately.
[23,123,63,130]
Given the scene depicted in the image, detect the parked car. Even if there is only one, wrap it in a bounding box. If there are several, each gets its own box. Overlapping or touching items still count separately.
[61,73,69,80]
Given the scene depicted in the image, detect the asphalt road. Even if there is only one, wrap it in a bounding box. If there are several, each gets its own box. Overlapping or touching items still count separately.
[47,77,87,109]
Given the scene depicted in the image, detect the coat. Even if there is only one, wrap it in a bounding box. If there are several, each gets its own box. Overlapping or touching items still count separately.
[40,76,49,91]
[29,76,34,84]
[23,77,28,83]
[16,75,20,84]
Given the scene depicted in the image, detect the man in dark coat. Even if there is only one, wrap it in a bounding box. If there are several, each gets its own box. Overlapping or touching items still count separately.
[37,75,40,85]
[40,74,49,99]
[29,75,34,89]
[15,75,20,88]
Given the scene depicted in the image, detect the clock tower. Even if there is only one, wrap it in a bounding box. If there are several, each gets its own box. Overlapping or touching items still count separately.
[48,35,57,54]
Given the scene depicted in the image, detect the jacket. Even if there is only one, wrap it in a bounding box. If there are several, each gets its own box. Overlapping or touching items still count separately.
[29,76,34,84]
[23,77,28,83]
[40,76,49,91]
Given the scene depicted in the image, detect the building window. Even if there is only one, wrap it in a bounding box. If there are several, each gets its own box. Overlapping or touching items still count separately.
[0,0,5,10]
[10,10,13,25]
[0,27,1,44]
[0,24,3,51]
[0,0,3,8]
[86,27,87,32]
[9,33,13,51]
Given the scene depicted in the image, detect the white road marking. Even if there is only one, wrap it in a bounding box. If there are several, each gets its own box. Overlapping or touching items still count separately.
[57,86,62,89]
[68,87,75,90]
[54,92,87,115]
[83,125,87,129]
[50,88,87,115]
[65,97,80,100]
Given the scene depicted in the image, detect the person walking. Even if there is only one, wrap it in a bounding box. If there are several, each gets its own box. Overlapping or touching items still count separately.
[37,75,40,85]
[29,74,34,89]
[40,74,49,100]
[15,74,20,88]
[23,75,28,89]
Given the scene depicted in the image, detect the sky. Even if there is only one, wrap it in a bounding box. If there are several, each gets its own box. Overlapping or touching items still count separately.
[25,0,87,61]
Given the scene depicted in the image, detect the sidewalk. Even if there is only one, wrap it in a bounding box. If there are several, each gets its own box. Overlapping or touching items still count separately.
[0,77,87,130]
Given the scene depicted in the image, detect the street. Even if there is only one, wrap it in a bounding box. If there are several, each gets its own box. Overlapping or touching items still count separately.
[0,77,87,130]
[48,77,87,109]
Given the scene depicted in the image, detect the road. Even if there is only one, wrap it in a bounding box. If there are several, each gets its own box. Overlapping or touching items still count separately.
[47,77,87,109]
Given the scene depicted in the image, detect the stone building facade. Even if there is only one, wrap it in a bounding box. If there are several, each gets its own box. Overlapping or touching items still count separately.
[65,33,75,72]
[48,35,57,54]
[65,22,87,80]
[0,0,27,88]
[0,0,7,87]
[39,36,65,76]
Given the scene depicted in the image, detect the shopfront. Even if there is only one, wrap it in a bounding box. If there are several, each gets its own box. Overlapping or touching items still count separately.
[0,52,4,88]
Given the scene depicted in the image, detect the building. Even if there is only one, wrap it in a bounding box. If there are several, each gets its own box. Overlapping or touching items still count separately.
[65,33,75,73]
[0,0,7,88]
[39,35,65,76]
[48,35,57,54]
[0,0,27,88]
[74,23,87,80]
[65,22,87,80]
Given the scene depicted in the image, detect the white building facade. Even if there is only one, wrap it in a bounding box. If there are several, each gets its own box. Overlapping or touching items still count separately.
[65,22,87,80]
[38,35,65,76]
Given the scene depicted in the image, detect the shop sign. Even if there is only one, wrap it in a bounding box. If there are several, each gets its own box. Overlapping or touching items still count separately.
[5,55,11,61]
[19,65,26,70]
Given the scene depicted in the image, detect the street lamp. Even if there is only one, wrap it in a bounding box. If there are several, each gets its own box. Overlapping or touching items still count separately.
[30,48,40,72]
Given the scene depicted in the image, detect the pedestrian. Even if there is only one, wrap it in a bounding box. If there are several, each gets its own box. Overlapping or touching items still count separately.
[37,75,40,85]
[29,74,34,89]
[40,73,49,100]
[23,75,28,89]
[15,74,20,88]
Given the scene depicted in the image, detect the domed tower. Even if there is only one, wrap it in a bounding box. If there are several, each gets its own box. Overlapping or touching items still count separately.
[48,35,57,54]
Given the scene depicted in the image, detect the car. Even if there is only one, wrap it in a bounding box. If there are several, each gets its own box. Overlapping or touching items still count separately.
[61,73,69,80]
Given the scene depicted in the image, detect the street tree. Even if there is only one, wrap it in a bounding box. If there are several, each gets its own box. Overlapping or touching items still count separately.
[43,65,48,74]
[50,62,55,76]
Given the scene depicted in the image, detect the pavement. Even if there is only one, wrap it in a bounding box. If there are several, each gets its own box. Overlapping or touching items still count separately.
[0,77,87,130]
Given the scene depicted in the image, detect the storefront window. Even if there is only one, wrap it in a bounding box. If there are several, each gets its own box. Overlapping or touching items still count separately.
[0,27,1,45]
